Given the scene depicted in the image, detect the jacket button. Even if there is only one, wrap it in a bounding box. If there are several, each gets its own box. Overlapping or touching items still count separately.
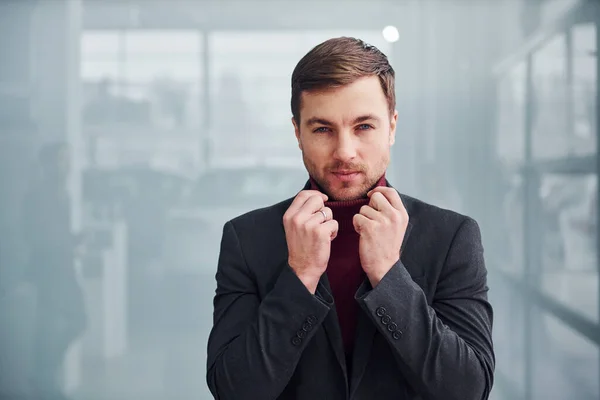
[375,307,387,317]
[392,330,402,340]
[296,330,306,339]
[307,315,318,324]
[381,315,391,325]
[302,322,313,332]
[291,337,302,346]
[387,322,398,332]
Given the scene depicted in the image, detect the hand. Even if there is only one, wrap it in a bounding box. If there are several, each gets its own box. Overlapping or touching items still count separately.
[352,187,409,287]
[284,190,339,294]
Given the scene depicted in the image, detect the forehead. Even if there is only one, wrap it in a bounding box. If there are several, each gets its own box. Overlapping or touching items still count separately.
[299,76,388,123]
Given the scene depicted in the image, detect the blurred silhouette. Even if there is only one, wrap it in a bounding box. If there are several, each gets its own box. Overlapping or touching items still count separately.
[83,77,151,125]
[150,77,188,128]
[21,142,87,400]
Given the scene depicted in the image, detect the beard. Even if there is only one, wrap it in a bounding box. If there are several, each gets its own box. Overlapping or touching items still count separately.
[302,153,387,201]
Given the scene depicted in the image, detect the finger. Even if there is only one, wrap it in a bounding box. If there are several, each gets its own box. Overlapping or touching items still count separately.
[308,206,332,225]
[287,190,328,216]
[368,187,404,211]
[368,191,394,214]
[287,193,326,221]
[299,195,327,217]
[358,205,379,220]
[352,213,370,234]
[319,219,339,241]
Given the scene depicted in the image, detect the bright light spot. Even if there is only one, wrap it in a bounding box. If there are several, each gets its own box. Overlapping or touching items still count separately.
[382,26,399,43]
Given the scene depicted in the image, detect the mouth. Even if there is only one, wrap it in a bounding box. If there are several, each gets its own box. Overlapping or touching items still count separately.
[331,170,361,182]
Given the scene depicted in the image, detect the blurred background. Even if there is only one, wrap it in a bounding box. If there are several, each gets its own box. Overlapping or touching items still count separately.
[0,0,597,399]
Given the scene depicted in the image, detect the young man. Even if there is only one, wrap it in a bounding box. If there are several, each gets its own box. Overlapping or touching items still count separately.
[206,37,494,400]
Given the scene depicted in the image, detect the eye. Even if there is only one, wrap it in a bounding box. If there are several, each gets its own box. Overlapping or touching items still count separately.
[357,124,374,131]
[313,127,331,133]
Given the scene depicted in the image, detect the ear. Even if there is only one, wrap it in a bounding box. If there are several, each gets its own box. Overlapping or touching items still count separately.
[389,110,398,146]
[292,117,302,150]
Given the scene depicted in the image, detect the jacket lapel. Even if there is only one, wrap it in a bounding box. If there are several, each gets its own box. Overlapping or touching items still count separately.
[278,188,349,391]
[349,181,414,397]
[294,178,414,396]
[348,298,376,396]
[316,274,349,393]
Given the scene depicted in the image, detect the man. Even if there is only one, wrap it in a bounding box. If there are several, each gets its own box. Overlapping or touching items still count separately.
[22,142,87,400]
[206,37,494,400]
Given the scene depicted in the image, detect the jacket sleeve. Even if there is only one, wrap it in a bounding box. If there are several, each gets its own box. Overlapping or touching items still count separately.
[355,217,495,400]
[206,220,332,400]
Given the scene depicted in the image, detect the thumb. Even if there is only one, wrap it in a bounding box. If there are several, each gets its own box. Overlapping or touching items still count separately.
[352,214,362,234]
[328,220,339,241]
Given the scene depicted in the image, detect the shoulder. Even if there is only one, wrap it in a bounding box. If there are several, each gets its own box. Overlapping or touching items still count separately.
[399,192,481,241]
[219,198,293,275]
[397,193,485,289]
[226,196,294,235]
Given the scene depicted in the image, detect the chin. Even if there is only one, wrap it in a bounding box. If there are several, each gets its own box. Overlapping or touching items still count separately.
[328,185,369,202]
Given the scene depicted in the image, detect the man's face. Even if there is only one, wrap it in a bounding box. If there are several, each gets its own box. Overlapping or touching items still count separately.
[293,76,397,201]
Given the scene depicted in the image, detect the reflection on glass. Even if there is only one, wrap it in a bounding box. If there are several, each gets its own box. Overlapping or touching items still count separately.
[80,31,119,59]
[496,61,526,165]
[539,174,597,322]
[490,279,526,397]
[532,34,568,160]
[80,30,204,129]
[123,60,200,83]
[571,23,597,156]
[532,309,599,399]
[81,60,119,82]
[124,31,201,54]
[500,173,525,276]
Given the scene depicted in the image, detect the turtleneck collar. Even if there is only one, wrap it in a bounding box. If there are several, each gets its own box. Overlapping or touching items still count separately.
[309,173,387,232]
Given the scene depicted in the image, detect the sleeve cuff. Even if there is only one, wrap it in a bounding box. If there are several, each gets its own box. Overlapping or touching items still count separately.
[270,263,332,348]
[355,261,422,331]
[355,261,415,301]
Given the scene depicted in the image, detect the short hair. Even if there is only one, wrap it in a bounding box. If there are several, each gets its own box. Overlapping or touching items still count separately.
[291,37,395,123]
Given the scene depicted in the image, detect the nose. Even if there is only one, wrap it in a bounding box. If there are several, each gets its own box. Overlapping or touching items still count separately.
[332,131,357,162]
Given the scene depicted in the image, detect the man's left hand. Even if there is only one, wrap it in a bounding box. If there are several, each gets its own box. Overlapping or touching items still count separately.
[353,187,409,287]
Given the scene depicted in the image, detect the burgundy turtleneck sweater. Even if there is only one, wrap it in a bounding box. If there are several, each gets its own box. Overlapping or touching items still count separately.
[309,174,387,363]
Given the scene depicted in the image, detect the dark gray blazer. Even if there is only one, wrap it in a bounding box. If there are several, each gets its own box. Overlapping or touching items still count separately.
[206,181,495,400]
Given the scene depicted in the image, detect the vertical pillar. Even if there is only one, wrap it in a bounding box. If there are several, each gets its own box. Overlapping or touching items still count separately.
[0,0,37,293]
[422,0,438,168]
[202,31,212,170]
[30,0,83,394]
[32,0,83,231]
[523,50,537,400]
[595,4,600,392]
[0,2,42,399]
[388,0,419,193]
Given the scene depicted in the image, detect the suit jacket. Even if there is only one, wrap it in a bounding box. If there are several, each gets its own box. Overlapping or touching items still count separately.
[206,181,495,400]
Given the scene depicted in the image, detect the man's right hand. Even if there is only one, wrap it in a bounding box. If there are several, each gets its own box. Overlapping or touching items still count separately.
[283,190,338,294]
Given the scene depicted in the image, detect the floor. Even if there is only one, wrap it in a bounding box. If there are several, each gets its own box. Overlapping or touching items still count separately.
[74,329,211,400]
[65,271,598,400]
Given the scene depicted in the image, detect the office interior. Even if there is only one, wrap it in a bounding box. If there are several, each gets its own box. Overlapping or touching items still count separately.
[0,0,598,399]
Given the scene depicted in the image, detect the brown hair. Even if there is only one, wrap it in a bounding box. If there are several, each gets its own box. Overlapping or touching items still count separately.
[291,37,395,123]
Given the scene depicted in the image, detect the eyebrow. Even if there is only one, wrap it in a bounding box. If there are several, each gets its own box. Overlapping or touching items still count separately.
[305,114,381,126]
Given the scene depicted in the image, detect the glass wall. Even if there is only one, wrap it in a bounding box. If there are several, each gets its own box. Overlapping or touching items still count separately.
[494,14,599,399]
[76,28,394,400]
[206,30,392,162]
[81,30,204,130]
